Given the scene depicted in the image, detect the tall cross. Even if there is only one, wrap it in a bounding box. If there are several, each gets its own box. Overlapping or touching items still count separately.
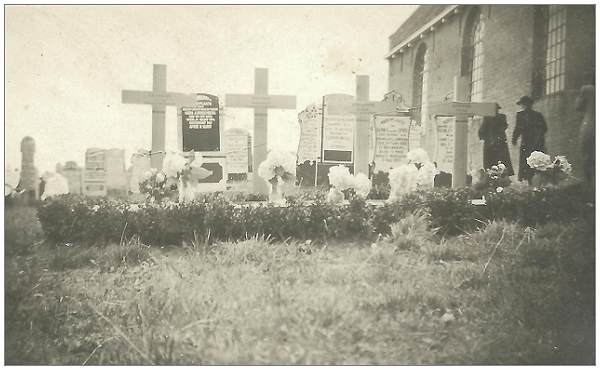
[225,68,296,195]
[122,64,196,169]
[428,76,497,188]
[326,75,404,176]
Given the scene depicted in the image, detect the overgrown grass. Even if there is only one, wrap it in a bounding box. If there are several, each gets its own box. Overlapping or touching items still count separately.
[4,206,594,365]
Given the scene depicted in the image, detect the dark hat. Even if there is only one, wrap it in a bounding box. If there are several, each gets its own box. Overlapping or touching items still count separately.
[516,96,534,106]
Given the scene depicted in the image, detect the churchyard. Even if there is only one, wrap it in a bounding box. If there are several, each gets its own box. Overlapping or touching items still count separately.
[4,42,595,367]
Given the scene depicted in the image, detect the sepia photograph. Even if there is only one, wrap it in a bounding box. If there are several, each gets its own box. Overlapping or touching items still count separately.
[4,3,596,365]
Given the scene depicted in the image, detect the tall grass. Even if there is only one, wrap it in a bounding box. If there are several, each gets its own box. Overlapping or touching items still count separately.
[4,207,594,365]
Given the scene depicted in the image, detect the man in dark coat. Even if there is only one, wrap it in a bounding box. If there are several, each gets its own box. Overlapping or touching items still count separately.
[479,104,514,176]
[512,96,548,183]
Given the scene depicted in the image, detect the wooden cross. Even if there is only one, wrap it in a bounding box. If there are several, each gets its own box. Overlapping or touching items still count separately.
[225,68,296,195]
[122,64,196,169]
[428,76,497,188]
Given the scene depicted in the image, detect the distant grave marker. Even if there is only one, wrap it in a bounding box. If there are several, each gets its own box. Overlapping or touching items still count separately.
[83,148,107,196]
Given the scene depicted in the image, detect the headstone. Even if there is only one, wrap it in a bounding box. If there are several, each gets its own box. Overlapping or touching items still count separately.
[297,103,323,164]
[225,68,297,195]
[224,128,250,191]
[41,172,69,200]
[370,115,412,172]
[83,148,107,196]
[181,94,221,152]
[128,150,152,194]
[322,94,355,164]
[105,149,128,191]
[58,161,83,194]
[121,64,196,169]
[432,116,456,175]
[19,136,39,200]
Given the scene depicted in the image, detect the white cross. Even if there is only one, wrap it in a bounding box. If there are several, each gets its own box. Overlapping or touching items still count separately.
[428,76,497,187]
[122,64,196,169]
[225,68,296,195]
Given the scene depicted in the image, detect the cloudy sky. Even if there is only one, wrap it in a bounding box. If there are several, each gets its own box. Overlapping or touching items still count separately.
[5,5,416,173]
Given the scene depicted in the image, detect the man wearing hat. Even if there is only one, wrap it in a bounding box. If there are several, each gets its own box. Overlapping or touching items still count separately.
[512,96,548,183]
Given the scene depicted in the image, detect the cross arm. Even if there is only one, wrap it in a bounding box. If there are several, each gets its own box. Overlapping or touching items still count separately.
[122,90,197,106]
[225,94,296,109]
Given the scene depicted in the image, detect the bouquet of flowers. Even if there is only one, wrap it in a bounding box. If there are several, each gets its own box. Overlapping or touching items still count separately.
[473,161,512,192]
[139,168,177,202]
[388,164,419,200]
[258,150,297,200]
[527,151,572,186]
[326,165,373,203]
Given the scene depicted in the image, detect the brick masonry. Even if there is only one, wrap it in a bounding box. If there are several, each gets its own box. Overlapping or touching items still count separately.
[388,5,595,178]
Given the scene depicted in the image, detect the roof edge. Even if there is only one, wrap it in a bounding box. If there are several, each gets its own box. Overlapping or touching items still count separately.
[385,5,459,60]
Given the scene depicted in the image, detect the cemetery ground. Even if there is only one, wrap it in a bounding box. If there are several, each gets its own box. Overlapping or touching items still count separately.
[5,193,595,365]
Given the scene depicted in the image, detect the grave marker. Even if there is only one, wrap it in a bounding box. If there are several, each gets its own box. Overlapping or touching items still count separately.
[322,94,355,163]
[428,77,497,187]
[83,148,107,196]
[225,68,296,195]
[19,136,39,200]
[180,94,221,152]
[58,161,83,194]
[122,64,196,169]
[224,128,250,175]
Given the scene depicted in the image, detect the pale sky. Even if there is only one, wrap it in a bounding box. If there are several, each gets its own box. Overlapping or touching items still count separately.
[5,5,416,173]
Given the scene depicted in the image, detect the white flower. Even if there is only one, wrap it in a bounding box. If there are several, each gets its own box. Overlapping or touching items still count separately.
[353,173,372,197]
[155,172,166,183]
[326,187,345,204]
[128,204,140,213]
[328,165,355,190]
[258,149,296,181]
[406,148,431,165]
[163,152,188,178]
[416,162,438,188]
[496,186,503,193]
[91,205,100,212]
[527,151,553,171]
[497,162,506,171]
[388,164,419,200]
[555,155,572,175]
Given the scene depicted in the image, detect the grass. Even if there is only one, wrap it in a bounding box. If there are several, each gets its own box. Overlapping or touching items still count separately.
[4,205,595,365]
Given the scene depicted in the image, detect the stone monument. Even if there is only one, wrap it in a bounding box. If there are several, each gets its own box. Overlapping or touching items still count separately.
[19,136,39,201]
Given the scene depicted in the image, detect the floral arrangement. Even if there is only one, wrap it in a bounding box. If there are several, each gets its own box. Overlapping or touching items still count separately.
[326,165,373,203]
[388,164,419,200]
[388,148,438,200]
[527,151,572,186]
[139,168,177,202]
[258,150,297,200]
[473,161,512,193]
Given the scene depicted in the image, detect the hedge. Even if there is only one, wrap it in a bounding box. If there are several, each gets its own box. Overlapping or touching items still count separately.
[37,183,594,246]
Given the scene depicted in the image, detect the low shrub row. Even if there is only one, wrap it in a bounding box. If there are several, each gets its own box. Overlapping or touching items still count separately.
[37,183,593,246]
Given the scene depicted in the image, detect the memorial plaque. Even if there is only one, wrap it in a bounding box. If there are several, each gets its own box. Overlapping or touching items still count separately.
[182,94,220,152]
[297,103,323,164]
[224,128,249,174]
[322,94,355,163]
[434,116,455,174]
[371,115,411,172]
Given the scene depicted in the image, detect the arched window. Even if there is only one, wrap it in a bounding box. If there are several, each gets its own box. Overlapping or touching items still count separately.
[412,43,429,123]
[462,7,485,102]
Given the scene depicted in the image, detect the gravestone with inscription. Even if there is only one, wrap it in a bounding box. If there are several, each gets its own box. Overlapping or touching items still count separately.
[296,103,322,187]
[224,128,250,191]
[181,94,220,152]
[83,148,108,196]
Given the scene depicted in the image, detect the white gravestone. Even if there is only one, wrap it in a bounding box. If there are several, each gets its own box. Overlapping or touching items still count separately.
[83,148,108,196]
[297,103,323,164]
[370,115,412,172]
[322,94,355,164]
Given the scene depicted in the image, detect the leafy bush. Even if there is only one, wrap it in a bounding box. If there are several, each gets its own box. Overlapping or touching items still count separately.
[37,183,593,246]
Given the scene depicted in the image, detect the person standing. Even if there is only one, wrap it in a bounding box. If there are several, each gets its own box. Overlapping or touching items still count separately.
[576,73,595,185]
[479,104,514,176]
[512,96,548,183]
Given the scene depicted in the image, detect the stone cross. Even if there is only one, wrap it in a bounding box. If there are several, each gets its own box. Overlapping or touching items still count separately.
[428,76,497,188]
[122,64,196,169]
[225,68,296,195]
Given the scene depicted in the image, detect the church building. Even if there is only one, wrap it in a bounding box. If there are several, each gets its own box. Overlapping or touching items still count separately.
[387,5,594,177]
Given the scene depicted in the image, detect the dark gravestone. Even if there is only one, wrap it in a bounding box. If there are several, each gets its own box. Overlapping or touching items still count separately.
[296,160,317,187]
[182,94,220,152]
